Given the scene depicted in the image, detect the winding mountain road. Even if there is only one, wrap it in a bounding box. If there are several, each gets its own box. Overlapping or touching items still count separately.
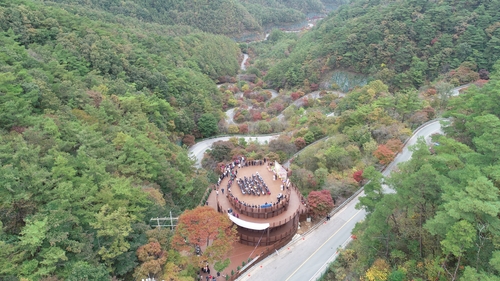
[277,90,344,121]
[224,89,279,124]
[188,135,279,168]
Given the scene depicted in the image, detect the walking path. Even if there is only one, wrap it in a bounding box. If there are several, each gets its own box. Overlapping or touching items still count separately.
[224,89,279,124]
[276,90,344,121]
[241,54,249,71]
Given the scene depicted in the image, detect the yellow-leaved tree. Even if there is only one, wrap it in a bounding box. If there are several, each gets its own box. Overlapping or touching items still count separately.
[364,258,390,281]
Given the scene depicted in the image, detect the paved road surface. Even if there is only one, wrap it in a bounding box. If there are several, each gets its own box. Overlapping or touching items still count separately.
[452,84,469,96]
[267,89,279,99]
[383,120,442,178]
[188,135,279,168]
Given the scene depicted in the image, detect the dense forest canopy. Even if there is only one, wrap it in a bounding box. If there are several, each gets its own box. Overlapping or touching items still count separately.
[0,0,241,279]
[0,0,242,138]
[42,0,345,37]
[264,0,500,90]
[1,0,500,280]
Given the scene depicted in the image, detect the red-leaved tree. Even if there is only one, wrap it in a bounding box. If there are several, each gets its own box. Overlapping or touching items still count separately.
[171,206,237,264]
[239,123,249,134]
[302,97,310,107]
[294,137,307,150]
[385,139,403,154]
[353,170,363,183]
[291,92,301,101]
[252,111,262,121]
[373,144,395,165]
[307,190,335,219]
[182,134,195,147]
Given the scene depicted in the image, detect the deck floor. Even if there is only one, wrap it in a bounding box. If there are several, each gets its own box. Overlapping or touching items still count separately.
[212,163,306,224]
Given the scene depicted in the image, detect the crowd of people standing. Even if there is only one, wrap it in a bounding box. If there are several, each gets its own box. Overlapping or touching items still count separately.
[237,172,270,196]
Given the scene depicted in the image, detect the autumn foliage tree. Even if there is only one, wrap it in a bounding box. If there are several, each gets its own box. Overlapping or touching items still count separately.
[252,111,262,121]
[307,190,335,219]
[133,239,167,280]
[182,134,195,147]
[385,139,403,153]
[294,137,307,150]
[353,170,363,183]
[364,259,390,281]
[171,206,237,264]
[373,144,395,165]
[238,123,249,133]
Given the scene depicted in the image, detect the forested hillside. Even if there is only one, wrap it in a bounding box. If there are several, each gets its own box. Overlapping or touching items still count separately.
[0,0,242,138]
[2,0,500,280]
[322,63,500,281]
[263,0,500,90]
[44,0,344,37]
[0,0,240,279]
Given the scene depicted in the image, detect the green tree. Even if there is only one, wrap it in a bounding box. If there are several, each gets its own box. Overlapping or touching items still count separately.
[197,113,219,138]
[90,205,137,269]
[357,166,384,213]
[393,89,422,122]
[66,261,110,281]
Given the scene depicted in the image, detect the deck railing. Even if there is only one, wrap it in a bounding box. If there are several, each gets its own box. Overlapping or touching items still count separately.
[225,188,291,218]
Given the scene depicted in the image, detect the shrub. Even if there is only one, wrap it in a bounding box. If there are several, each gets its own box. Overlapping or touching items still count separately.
[256,121,272,134]
[304,132,315,144]
[228,98,238,107]
[182,134,195,147]
[252,111,262,121]
[373,144,395,165]
[291,92,300,100]
[238,123,249,134]
[294,137,307,150]
[353,170,363,183]
[228,125,239,134]
[385,139,403,153]
[307,190,335,218]
[329,101,337,110]
[234,114,246,123]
